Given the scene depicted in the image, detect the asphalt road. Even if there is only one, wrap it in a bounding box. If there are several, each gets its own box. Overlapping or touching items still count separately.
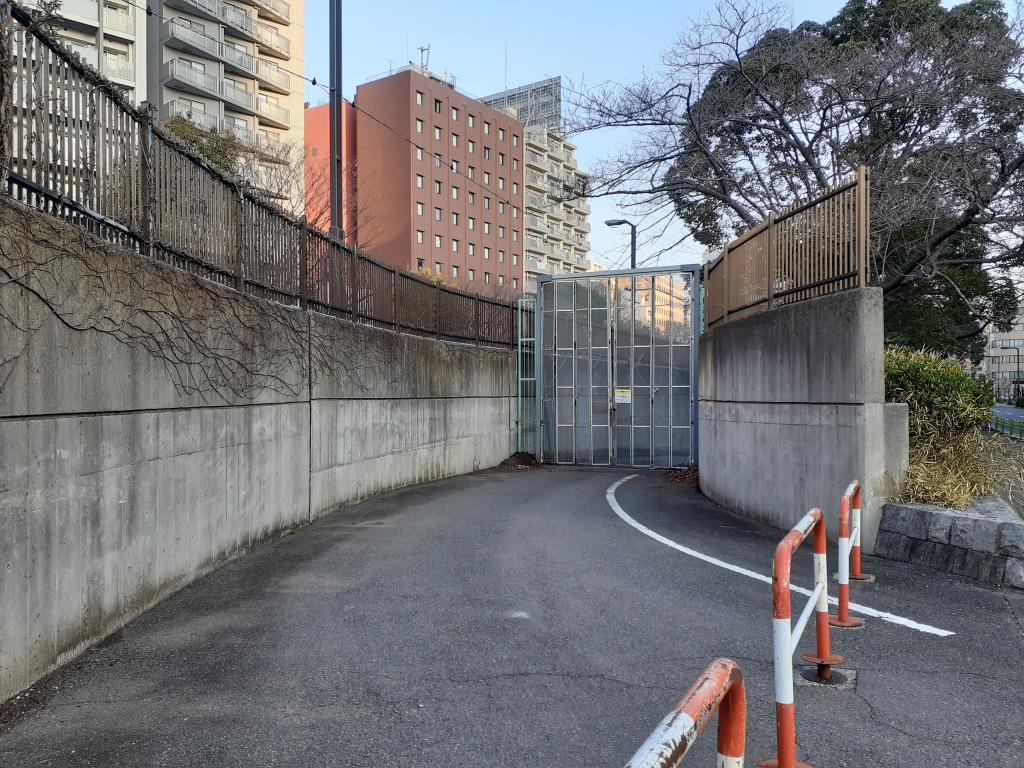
[1,467,1022,767]
[993,403,1024,420]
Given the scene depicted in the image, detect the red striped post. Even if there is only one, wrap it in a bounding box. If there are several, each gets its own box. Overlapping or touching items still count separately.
[623,658,745,768]
[847,483,873,581]
[830,483,864,629]
[799,511,845,681]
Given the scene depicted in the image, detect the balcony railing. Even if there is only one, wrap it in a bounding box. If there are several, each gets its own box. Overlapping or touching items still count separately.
[103,53,133,81]
[164,19,220,58]
[165,100,219,132]
[63,40,98,67]
[222,80,255,111]
[254,20,289,58]
[164,58,217,94]
[219,1,256,39]
[256,58,289,91]
[64,0,99,21]
[104,8,134,35]
[256,97,290,127]
[252,0,290,23]
[222,44,257,76]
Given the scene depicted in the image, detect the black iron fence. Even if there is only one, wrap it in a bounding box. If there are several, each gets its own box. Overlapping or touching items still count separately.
[0,3,514,345]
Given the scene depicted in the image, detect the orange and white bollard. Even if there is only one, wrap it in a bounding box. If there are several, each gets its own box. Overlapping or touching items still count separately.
[623,657,746,768]
[757,508,844,768]
[830,482,865,629]
[846,483,874,582]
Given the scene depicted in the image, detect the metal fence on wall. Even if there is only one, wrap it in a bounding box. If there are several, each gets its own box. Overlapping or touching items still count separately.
[0,4,514,346]
[703,166,869,330]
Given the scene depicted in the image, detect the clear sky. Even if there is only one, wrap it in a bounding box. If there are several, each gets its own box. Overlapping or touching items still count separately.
[304,0,848,270]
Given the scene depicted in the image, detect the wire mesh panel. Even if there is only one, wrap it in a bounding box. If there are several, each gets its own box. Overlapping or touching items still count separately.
[538,269,696,468]
[516,297,537,454]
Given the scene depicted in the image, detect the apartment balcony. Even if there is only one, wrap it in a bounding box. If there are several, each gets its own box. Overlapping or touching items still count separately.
[222,44,257,78]
[163,57,218,98]
[164,99,219,132]
[165,0,222,25]
[255,58,289,94]
[222,80,257,115]
[525,171,545,191]
[256,97,290,129]
[254,20,290,59]
[61,39,99,68]
[104,8,135,37]
[525,256,553,277]
[525,214,547,233]
[103,53,134,83]
[526,193,546,211]
[163,18,221,60]
[525,150,545,170]
[219,2,258,43]
[62,0,99,24]
[251,0,290,25]
[576,219,591,234]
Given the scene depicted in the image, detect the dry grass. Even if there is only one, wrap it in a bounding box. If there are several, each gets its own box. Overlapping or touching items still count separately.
[898,431,1024,509]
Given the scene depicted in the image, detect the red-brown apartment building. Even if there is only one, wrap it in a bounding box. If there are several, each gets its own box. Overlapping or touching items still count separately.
[305,67,526,298]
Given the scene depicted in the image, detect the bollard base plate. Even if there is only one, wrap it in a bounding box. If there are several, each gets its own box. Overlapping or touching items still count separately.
[849,573,876,582]
[797,667,857,690]
[799,652,844,666]
[828,614,865,629]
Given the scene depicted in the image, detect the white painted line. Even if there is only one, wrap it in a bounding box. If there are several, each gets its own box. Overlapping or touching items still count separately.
[606,475,955,637]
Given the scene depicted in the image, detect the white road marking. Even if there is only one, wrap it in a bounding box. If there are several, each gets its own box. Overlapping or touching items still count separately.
[606,474,955,637]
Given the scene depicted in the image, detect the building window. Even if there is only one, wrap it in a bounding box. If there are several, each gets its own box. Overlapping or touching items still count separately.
[483,222,491,234]
[468,243,475,256]
[498,250,505,262]
[452,186,459,200]
[484,146,490,160]
[452,239,460,252]
[512,158,518,170]
[512,182,518,195]
[416,119,423,133]
[417,202,424,215]
[435,261,442,273]
[484,197,491,210]
[469,268,475,280]
[499,226,505,238]
[434,126,441,140]
[468,191,475,204]
[468,217,475,230]
[434,236,442,249]
[416,174,424,188]
[451,159,459,172]
[484,246,490,260]
[498,152,505,166]
[512,230,518,242]
[498,275,505,287]
[468,166,475,179]
[513,134,519,147]
[513,277,518,288]
[434,98,442,113]
[451,133,459,148]
[434,180,442,194]
[483,171,490,185]
[498,177,505,191]
[499,201,506,214]
[483,121,490,135]
[452,212,459,225]
[512,206,519,219]
[498,127,505,141]
[434,152,442,167]
[452,265,459,277]
[417,258,425,270]
[434,207,442,221]
[416,91,424,106]
[512,253,519,266]
[416,147,423,160]
[484,272,490,284]
[468,139,475,154]
[451,107,459,120]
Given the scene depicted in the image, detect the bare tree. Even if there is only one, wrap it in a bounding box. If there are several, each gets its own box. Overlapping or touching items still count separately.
[570,0,1024,345]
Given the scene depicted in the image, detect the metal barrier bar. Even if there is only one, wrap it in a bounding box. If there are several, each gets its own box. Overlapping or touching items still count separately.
[830,482,866,628]
[623,658,745,768]
[758,508,843,768]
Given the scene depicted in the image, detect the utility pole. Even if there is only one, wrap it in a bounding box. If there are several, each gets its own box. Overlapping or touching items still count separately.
[328,0,343,242]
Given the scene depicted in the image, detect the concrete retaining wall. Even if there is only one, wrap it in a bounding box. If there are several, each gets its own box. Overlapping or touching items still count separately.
[698,288,905,549]
[0,198,514,703]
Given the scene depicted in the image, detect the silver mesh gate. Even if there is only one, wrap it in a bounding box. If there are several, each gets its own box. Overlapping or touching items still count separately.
[536,267,698,468]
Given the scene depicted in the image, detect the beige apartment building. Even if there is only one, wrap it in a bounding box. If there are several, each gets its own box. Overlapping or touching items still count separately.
[983,318,1024,401]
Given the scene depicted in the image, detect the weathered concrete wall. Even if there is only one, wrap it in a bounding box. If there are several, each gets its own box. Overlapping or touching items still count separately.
[698,288,903,550]
[0,198,514,703]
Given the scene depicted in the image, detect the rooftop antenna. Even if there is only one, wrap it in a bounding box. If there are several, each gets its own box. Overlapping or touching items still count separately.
[504,43,508,91]
[386,57,395,73]
[418,45,430,72]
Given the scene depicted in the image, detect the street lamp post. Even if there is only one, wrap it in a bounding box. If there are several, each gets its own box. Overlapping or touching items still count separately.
[605,219,636,270]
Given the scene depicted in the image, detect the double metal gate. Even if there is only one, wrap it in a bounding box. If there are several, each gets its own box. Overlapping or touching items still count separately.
[533,267,699,468]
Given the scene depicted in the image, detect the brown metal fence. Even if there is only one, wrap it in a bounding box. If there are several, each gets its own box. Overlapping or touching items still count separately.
[703,166,869,330]
[0,4,515,345]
